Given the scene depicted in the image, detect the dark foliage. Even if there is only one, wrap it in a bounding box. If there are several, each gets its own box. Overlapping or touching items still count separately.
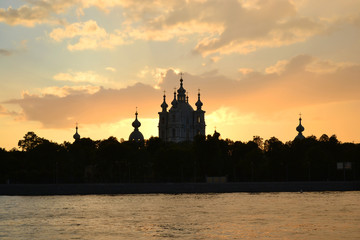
[0,131,359,183]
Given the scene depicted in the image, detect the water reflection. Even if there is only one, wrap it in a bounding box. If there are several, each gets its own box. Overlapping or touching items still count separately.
[0,192,359,239]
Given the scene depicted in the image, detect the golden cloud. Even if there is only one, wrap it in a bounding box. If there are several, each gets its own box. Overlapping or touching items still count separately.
[4,56,360,128]
[0,0,75,26]
[105,67,117,72]
[38,85,101,97]
[53,71,108,84]
[4,83,159,128]
[49,20,129,50]
[3,0,355,56]
[238,68,254,75]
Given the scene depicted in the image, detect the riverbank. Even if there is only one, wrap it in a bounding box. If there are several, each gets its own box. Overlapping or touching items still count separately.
[0,181,359,195]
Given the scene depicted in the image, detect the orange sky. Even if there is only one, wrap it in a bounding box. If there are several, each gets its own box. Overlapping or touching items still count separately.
[1,0,360,149]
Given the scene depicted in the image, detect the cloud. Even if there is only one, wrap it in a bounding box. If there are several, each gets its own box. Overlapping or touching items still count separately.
[265,60,288,74]
[4,83,160,128]
[191,1,326,56]
[115,0,355,56]
[49,20,129,51]
[118,0,359,56]
[238,68,254,75]
[2,0,354,56]
[53,70,108,84]
[0,104,20,117]
[0,49,13,56]
[137,66,180,89]
[304,59,355,74]
[38,85,101,97]
[2,0,358,58]
[0,0,75,26]
[0,41,27,57]
[105,67,116,72]
[4,55,360,128]
[156,55,360,114]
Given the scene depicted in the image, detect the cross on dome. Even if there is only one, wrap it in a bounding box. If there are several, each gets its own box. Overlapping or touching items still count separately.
[295,113,305,140]
[73,122,80,140]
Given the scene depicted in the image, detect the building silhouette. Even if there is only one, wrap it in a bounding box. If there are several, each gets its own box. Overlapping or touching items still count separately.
[129,109,144,142]
[158,75,206,142]
[295,114,305,140]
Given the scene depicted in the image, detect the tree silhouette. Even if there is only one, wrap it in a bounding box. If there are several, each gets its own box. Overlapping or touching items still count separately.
[18,131,46,151]
[0,131,359,183]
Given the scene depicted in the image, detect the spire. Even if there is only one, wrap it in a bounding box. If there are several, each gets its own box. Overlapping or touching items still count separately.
[132,107,141,129]
[195,89,203,110]
[177,73,186,102]
[73,122,80,141]
[129,108,144,142]
[171,88,178,107]
[295,113,305,140]
[213,126,220,140]
[161,91,168,111]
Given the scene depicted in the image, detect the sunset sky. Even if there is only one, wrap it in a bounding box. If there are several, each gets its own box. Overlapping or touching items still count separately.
[1,0,360,149]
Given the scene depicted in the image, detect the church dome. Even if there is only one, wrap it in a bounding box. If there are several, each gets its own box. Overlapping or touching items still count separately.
[129,110,144,142]
[195,91,203,110]
[176,101,194,112]
[73,124,80,141]
[295,115,305,140]
[129,130,144,142]
[196,99,203,108]
[296,123,304,133]
[296,117,305,133]
[161,94,168,110]
[132,113,141,128]
[73,132,80,140]
[177,78,186,95]
[171,91,178,107]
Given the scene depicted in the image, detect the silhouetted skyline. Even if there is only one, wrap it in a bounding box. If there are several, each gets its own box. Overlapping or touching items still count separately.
[1,0,360,149]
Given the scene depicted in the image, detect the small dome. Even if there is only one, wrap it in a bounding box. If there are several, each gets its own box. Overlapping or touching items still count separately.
[176,101,194,112]
[171,91,178,107]
[295,116,305,140]
[132,112,141,128]
[296,124,304,133]
[177,78,186,95]
[295,133,305,140]
[129,110,144,142]
[73,124,80,140]
[129,130,144,142]
[161,101,168,109]
[161,94,168,110]
[196,92,203,110]
[296,117,305,133]
[73,132,80,140]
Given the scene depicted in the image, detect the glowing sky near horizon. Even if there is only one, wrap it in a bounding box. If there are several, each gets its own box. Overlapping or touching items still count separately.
[1,0,360,149]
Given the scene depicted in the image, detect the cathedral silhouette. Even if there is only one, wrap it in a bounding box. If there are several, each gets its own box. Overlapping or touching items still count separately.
[72,74,305,142]
[158,75,206,142]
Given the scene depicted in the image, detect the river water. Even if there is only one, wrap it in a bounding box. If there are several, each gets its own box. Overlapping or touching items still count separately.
[0,192,359,239]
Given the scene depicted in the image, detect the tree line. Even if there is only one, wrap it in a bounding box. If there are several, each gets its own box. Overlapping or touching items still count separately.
[0,131,359,183]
